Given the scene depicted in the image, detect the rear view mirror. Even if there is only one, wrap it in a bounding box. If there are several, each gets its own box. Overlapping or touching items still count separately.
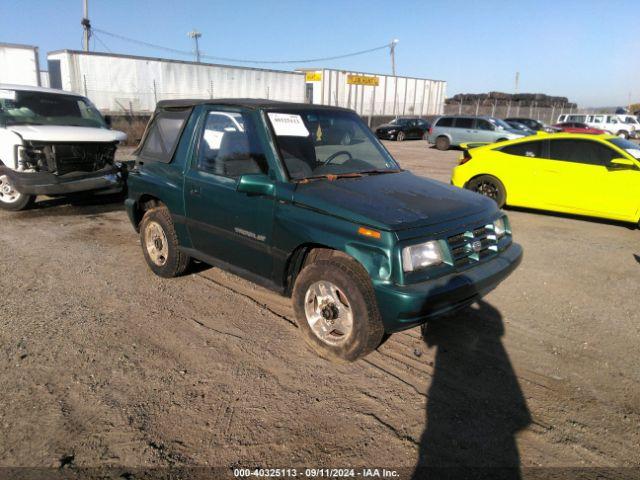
[236,173,275,196]
[609,158,637,169]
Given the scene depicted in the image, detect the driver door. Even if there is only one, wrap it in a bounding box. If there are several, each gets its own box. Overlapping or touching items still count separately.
[184,108,276,278]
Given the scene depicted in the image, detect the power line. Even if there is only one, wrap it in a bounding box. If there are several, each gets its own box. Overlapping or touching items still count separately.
[93,31,112,53]
[93,27,392,65]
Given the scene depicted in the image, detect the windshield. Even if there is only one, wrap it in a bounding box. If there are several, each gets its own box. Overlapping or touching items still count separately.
[268,109,400,181]
[608,138,640,159]
[389,118,409,126]
[0,89,107,128]
[489,118,512,130]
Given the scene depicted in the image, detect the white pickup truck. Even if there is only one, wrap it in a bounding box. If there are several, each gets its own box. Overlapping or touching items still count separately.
[0,84,126,211]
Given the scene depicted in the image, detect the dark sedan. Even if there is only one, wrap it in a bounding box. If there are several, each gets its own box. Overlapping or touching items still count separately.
[505,117,558,133]
[375,117,431,141]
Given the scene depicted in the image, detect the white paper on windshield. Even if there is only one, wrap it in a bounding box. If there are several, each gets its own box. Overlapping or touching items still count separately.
[268,113,310,137]
[625,148,640,159]
[0,89,16,100]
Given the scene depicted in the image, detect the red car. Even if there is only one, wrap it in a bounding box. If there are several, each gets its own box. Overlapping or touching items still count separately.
[552,122,606,134]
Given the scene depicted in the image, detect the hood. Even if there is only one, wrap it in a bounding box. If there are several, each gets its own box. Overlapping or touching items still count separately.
[376,123,400,130]
[8,125,127,143]
[293,171,497,231]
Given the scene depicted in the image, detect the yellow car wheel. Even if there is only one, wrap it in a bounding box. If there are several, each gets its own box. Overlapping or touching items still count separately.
[466,175,506,208]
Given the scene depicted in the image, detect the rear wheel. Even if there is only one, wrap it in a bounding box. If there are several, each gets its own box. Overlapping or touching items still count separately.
[422,131,429,140]
[0,173,34,211]
[292,254,384,362]
[396,131,406,142]
[140,206,190,278]
[435,136,450,150]
[466,175,506,208]
[617,130,629,139]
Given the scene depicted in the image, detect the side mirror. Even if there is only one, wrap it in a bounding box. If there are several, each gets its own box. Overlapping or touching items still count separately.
[103,115,112,127]
[236,173,275,196]
[609,158,637,169]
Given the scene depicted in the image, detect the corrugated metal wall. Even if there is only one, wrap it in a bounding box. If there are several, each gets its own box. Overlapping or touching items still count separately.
[303,69,446,118]
[0,43,40,86]
[47,50,306,113]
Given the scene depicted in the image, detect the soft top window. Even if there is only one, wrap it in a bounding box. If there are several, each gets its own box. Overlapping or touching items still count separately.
[139,108,191,163]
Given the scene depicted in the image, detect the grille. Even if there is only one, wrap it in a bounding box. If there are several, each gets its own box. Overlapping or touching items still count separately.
[447,224,499,268]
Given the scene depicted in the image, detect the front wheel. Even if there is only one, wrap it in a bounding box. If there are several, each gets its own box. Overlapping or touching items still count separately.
[466,175,506,208]
[292,255,384,362]
[0,173,34,211]
[140,206,190,278]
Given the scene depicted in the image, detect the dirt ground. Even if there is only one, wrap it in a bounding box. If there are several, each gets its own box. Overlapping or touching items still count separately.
[0,141,638,478]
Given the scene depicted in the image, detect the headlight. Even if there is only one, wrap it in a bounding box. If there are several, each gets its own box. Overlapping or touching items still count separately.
[494,217,507,238]
[402,240,443,272]
[387,129,397,134]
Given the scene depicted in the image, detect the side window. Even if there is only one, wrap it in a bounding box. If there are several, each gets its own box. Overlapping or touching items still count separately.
[475,119,493,131]
[548,140,616,166]
[454,117,474,129]
[139,109,191,162]
[197,110,268,178]
[436,117,453,127]
[501,140,543,158]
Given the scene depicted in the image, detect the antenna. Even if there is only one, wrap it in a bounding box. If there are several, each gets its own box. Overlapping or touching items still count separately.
[187,29,202,63]
[81,0,92,51]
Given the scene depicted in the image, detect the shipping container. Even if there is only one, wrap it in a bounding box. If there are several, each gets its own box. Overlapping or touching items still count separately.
[299,68,446,122]
[0,43,41,86]
[47,50,306,113]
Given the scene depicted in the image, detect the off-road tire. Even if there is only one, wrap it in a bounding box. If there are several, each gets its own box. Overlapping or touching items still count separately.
[466,175,507,208]
[292,255,385,362]
[435,136,450,150]
[396,131,406,142]
[139,206,190,278]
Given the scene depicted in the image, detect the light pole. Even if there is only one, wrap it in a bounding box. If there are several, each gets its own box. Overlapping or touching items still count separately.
[390,39,399,76]
[188,29,202,63]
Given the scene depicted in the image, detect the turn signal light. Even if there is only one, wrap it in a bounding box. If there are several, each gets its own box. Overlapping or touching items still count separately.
[358,227,381,239]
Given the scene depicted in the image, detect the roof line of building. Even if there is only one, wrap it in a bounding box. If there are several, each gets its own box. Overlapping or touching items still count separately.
[47,49,306,76]
[0,42,39,51]
[295,67,446,84]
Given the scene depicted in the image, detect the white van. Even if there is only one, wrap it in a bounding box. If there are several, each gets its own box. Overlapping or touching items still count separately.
[585,114,637,139]
[0,84,127,210]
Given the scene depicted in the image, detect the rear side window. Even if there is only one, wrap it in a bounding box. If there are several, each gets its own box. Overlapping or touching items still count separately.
[435,117,453,127]
[475,119,493,131]
[548,139,617,166]
[454,118,474,129]
[501,140,544,158]
[139,109,191,162]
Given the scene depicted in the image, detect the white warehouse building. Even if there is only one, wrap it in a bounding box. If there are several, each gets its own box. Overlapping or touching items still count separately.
[46,50,307,113]
[298,68,447,121]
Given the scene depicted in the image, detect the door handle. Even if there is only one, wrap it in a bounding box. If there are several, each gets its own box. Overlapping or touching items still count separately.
[189,187,201,196]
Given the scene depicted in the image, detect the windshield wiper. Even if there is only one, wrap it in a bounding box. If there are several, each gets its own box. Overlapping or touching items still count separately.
[296,172,365,183]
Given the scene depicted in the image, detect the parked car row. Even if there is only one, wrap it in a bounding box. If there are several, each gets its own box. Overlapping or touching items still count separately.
[557,113,639,139]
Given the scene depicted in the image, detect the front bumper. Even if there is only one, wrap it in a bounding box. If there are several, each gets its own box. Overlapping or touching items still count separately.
[7,164,125,196]
[376,130,397,140]
[374,242,523,332]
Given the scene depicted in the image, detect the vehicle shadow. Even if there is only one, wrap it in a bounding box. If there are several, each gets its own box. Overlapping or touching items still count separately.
[505,205,637,230]
[14,192,126,218]
[413,300,531,480]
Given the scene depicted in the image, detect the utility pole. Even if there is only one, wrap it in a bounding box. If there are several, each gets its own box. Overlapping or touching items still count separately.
[81,0,91,51]
[389,39,399,76]
[514,71,519,94]
[188,29,202,63]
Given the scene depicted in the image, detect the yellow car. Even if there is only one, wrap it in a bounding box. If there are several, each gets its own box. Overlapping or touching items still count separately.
[451,133,640,225]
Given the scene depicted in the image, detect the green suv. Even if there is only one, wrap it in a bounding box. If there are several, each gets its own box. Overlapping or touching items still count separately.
[125,99,522,361]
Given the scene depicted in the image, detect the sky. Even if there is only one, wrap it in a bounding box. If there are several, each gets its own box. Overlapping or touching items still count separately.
[1,0,639,107]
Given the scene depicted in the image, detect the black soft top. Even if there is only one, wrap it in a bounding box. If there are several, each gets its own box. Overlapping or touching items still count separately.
[156,98,353,112]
